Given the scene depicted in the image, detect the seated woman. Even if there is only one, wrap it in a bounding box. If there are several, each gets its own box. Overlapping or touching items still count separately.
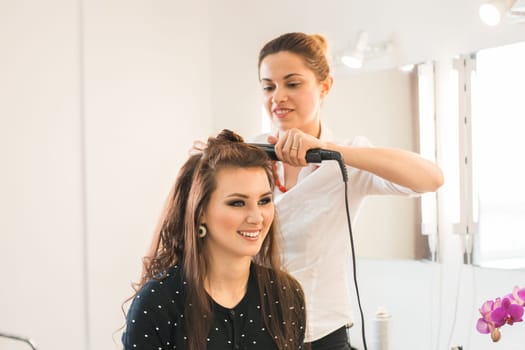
[122,129,306,350]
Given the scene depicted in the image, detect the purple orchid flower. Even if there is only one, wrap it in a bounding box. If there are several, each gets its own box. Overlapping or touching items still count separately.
[512,286,525,306]
[490,297,524,327]
[476,300,495,334]
[476,286,525,342]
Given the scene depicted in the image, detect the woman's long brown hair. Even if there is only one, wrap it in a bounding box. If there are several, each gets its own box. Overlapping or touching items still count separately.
[127,129,306,350]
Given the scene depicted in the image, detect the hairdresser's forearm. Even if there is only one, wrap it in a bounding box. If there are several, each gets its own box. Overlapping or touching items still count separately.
[326,143,444,193]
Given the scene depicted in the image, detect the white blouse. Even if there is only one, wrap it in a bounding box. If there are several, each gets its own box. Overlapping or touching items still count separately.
[251,125,417,342]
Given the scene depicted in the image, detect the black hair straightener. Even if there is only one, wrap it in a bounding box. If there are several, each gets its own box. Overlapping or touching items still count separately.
[249,143,347,181]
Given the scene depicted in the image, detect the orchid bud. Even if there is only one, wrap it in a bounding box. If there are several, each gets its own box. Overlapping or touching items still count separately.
[491,328,501,342]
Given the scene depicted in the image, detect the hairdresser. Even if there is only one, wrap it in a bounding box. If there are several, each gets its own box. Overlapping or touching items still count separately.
[252,32,444,350]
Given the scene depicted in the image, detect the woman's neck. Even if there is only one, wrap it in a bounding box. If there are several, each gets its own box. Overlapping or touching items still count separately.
[204,257,251,308]
[298,119,322,139]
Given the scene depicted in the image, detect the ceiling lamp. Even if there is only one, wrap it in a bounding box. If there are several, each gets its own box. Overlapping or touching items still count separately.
[341,31,369,69]
[479,0,518,26]
[340,31,392,70]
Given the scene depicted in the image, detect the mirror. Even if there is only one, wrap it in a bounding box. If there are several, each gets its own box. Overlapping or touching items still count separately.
[323,68,429,260]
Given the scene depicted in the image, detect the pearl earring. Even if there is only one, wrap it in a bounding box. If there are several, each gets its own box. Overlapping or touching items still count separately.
[198,224,207,238]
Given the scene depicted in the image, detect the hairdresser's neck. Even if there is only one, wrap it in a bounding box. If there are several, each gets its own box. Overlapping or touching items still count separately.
[296,119,321,139]
[204,256,251,309]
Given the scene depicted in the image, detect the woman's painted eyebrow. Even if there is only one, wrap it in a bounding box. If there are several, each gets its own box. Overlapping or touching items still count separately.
[260,73,303,82]
[226,191,273,198]
[283,73,303,79]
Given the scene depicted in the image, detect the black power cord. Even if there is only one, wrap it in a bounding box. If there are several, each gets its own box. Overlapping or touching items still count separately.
[250,144,368,350]
[0,331,38,350]
[343,171,368,350]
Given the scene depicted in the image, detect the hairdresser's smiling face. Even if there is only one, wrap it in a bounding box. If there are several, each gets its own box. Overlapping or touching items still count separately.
[201,167,274,263]
[259,51,329,137]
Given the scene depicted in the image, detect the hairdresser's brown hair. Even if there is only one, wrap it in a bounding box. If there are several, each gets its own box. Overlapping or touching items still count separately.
[132,129,306,350]
[258,32,331,82]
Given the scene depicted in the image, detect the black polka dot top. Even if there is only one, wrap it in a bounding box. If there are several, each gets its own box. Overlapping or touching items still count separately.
[122,264,304,349]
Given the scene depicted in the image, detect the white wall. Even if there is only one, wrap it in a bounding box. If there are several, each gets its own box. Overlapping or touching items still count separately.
[0,1,87,348]
[83,1,213,349]
[1,1,213,349]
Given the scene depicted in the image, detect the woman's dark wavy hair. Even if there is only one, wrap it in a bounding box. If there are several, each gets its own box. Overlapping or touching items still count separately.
[132,129,306,350]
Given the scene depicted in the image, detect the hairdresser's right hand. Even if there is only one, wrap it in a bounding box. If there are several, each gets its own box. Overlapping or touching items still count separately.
[268,128,326,166]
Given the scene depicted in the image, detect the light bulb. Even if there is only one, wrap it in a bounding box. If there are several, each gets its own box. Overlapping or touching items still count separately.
[341,54,363,69]
[479,3,502,25]
[399,64,415,73]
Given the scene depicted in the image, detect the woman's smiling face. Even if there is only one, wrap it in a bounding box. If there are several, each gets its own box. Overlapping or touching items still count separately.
[259,51,326,136]
[259,51,330,136]
[201,167,274,261]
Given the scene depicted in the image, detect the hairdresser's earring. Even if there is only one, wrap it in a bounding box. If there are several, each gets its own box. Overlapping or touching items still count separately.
[198,224,207,238]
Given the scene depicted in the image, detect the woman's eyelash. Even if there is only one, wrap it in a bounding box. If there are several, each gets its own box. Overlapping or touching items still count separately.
[227,197,272,207]
[262,82,300,91]
[258,197,273,205]
[227,200,245,207]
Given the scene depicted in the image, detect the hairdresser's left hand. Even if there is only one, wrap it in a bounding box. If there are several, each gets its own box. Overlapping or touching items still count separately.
[268,128,326,166]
